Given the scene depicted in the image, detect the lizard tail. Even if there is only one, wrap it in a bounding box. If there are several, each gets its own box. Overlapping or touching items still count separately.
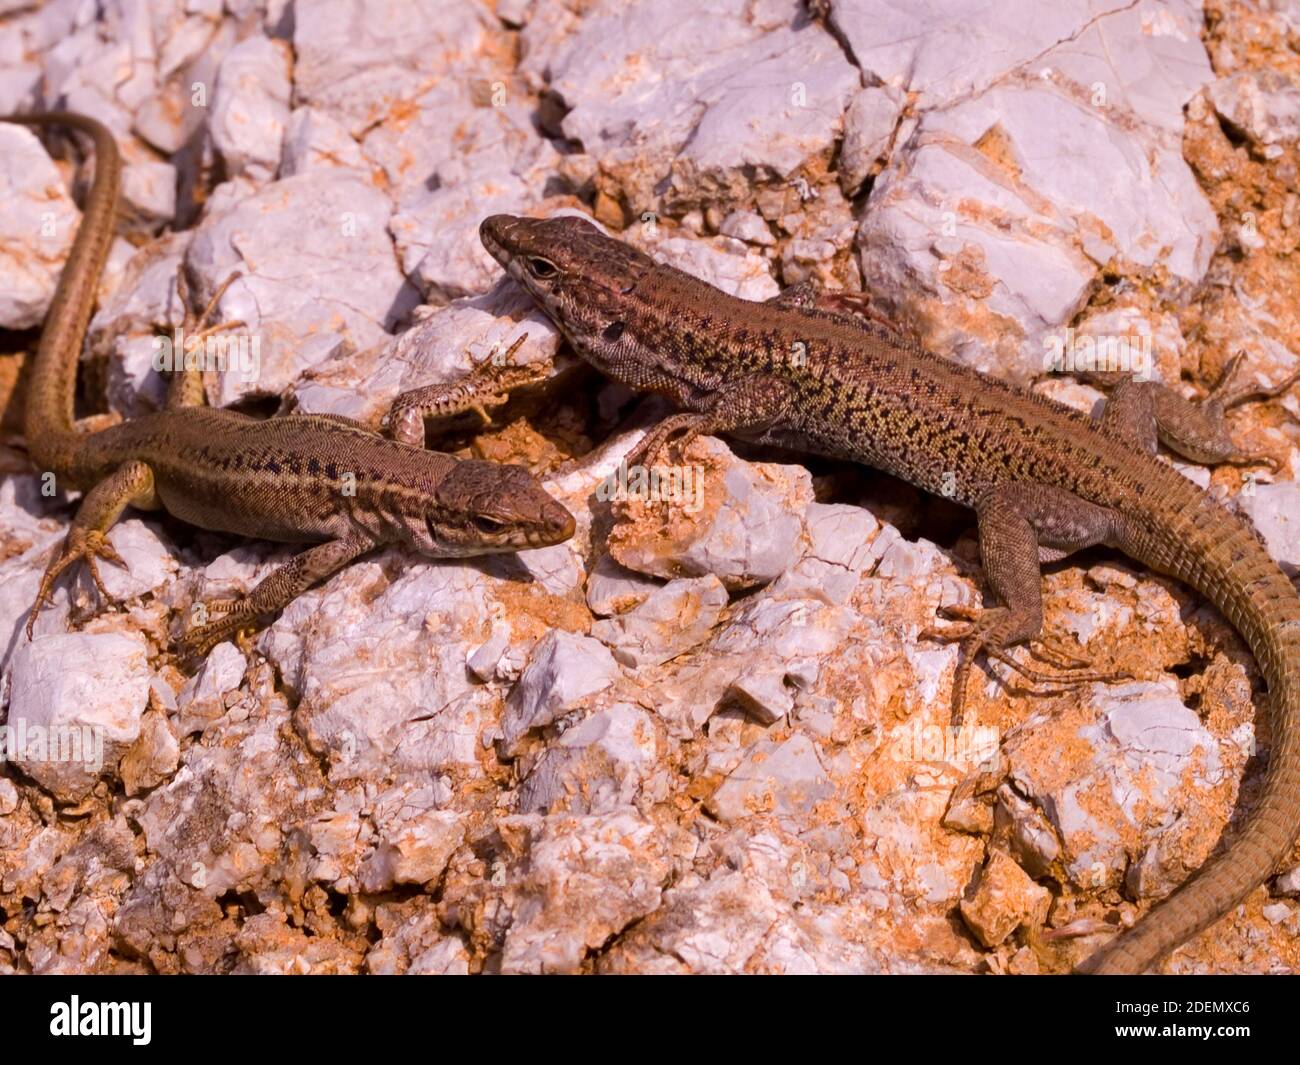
[6,111,122,475]
[1081,490,1300,974]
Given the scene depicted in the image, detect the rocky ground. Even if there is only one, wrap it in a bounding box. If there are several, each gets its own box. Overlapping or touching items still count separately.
[1,0,1298,974]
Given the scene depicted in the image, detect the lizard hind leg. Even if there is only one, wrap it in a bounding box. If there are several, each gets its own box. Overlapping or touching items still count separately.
[27,460,157,637]
[178,531,373,659]
[1089,354,1298,470]
[941,484,1129,724]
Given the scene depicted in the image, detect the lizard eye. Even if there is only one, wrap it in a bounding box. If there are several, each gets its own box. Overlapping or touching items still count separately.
[473,515,505,533]
[527,257,558,278]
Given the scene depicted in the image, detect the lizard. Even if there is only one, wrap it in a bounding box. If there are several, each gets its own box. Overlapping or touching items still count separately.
[461,212,1300,976]
[7,112,575,658]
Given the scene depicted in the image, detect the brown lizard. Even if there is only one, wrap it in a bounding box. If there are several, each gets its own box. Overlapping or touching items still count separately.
[467,212,1300,975]
[8,113,575,657]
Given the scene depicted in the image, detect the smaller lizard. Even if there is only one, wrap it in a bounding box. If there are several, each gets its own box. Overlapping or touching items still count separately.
[12,112,575,656]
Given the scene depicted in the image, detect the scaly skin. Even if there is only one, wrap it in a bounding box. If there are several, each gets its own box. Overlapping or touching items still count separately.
[7,114,574,654]
[480,213,1300,975]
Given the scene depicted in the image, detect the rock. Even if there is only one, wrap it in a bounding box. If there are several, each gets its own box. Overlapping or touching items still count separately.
[608,437,812,591]
[6,633,152,801]
[726,666,798,725]
[1274,866,1300,899]
[0,123,80,329]
[839,85,905,195]
[597,871,781,975]
[0,778,19,815]
[367,902,470,975]
[526,0,859,215]
[719,210,774,246]
[210,36,293,182]
[175,640,247,736]
[706,733,834,822]
[1006,682,1229,894]
[120,160,177,226]
[848,0,1217,378]
[358,788,464,892]
[1239,480,1300,571]
[487,810,691,974]
[185,169,419,403]
[280,107,367,177]
[585,554,661,617]
[501,630,620,755]
[518,703,659,814]
[232,912,362,975]
[1209,70,1300,149]
[118,707,180,796]
[959,850,1051,948]
[591,575,728,668]
[293,0,497,134]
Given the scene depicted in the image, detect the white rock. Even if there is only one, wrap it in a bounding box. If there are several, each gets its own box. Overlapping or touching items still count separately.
[496,809,689,974]
[609,437,812,591]
[210,35,292,182]
[719,210,775,246]
[707,733,834,822]
[585,554,661,617]
[185,169,419,403]
[120,160,178,225]
[529,0,858,215]
[1008,682,1225,894]
[839,85,905,195]
[591,575,727,669]
[0,123,79,329]
[848,0,1217,378]
[1274,866,1300,898]
[6,633,152,800]
[518,703,659,813]
[502,630,620,754]
[293,0,497,134]
[598,870,781,974]
[1210,70,1300,148]
[359,788,463,891]
[280,106,366,177]
[176,640,248,736]
[1240,480,1300,571]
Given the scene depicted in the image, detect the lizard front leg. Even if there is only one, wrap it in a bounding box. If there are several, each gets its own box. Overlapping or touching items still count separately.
[941,483,1130,723]
[383,333,551,447]
[625,373,796,468]
[179,531,375,658]
[1088,353,1299,470]
[27,460,158,636]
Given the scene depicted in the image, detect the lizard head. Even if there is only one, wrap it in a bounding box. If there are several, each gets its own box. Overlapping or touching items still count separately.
[416,459,576,556]
[480,213,655,364]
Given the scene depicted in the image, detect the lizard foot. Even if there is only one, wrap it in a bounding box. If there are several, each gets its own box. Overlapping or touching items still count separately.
[26,529,127,638]
[625,412,707,470]
[177,598,259,660]
[927,607,1132,725]
[382,334,551,446]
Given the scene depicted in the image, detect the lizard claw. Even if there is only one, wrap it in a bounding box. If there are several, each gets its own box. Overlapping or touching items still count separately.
[925,608,1132,725]
[26,529,128,638]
